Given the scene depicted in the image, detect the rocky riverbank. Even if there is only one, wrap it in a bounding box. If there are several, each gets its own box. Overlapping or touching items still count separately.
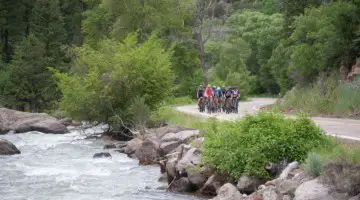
[105,125,360,200]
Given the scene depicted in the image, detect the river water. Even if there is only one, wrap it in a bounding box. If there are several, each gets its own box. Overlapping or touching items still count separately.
[0,127,198,200]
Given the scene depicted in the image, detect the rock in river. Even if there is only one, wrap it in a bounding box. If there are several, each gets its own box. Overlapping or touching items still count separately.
[93,152,112,158]
[0,108,68,134]
[0,139,21,155]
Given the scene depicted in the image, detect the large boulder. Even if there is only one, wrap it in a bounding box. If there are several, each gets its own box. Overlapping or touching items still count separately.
[0,108,68,134]
[200,173,231,196]
[166,157,179,183]
[168,177,194,193]
[259,186,278,200]
[134,138,162,165]
[168,144,192,157]
[187,166,214,190]
[161,130,200,143]
[278,179,300,196]
[211,183,243,200]
[0,139,21,155]
[245,186,278,200]
[58,118,81,126]
[123,138,143,155]
[237,176,264,194]
[160,140,182,155]
[176,148,201,174]
[164,144,192,183]
[290,169,312,184]
[294,179,348,200]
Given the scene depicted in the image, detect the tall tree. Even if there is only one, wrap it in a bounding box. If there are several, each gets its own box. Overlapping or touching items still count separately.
[60,0,85,46]
[3,34,52,111]
[0,0,27,63]
[227,11,284,93]
[30,0,66,66]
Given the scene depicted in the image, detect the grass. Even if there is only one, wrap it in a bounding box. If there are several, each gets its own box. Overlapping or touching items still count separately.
[151,106,209,130]
[163,96,196,106]
[307,137,360,195]
[303,137,360,176]
[274,77,360,117]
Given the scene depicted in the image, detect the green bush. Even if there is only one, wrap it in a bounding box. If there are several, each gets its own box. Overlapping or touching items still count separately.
[53,32,173,126]
[304,152,323,177]
[202,112,328,178]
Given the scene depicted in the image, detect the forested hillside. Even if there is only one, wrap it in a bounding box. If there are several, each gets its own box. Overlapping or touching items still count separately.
[1,0,360,118]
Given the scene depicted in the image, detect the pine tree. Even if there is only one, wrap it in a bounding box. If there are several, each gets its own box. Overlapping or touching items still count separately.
[0,0,27,63]
[30,0,66,66]
[60,0,84,46]
[4,34,55,111]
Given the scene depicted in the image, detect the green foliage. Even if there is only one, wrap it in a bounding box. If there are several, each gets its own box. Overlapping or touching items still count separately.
[304,152,323,177]
[310,139,360,195]
[130,97,150,134]
[2,34,58,110]
[335,82,360,115]
[171,41,202,97]
[317,140,360,166]
[151,106,208,131]
[279,74,360,117]
[226,10,284,94]
[83,0,192,42]
[202,112,327,178]
[53,32,173,126]
[163,96,195,106]
[31,0,67,65]
[288,1,357,85]
[268,40,293,94]
[209,36,254,96]
[60,0,84,45]
[280,73,338,115]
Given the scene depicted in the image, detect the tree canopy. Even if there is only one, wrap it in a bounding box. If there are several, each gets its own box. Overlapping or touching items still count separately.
[0,0,359,119]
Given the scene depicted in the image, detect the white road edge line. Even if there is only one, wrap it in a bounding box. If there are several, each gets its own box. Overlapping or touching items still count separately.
[325,133,360,141]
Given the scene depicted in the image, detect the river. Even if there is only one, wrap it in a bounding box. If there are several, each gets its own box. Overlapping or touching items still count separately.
[0,126,198,200]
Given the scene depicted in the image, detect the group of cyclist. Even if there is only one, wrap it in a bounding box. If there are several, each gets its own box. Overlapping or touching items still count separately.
[196,85,240,114]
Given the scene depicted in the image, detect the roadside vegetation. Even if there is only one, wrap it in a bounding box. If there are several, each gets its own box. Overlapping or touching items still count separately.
[202,112,329,178]
[300,138,360,195]
[273,75,360,117]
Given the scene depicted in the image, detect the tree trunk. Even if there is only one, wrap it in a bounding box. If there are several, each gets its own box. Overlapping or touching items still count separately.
[195,32,208,86]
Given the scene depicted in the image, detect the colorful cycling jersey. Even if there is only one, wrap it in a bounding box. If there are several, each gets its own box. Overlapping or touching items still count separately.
[205,87,212,97]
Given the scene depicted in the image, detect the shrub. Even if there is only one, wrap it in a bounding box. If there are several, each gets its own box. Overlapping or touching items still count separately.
[202,112,328,178]
[53,32,173,127]
[304,152,323,177]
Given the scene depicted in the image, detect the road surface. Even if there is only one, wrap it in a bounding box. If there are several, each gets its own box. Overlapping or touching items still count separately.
[175,98,360,141]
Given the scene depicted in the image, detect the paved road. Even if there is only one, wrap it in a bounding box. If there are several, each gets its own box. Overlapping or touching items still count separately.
[175,98,360,141]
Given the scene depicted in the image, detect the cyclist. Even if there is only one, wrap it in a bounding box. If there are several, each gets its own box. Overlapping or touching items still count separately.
[197,85,205,104]
[205,85,213,99]
[232,87,239,113]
